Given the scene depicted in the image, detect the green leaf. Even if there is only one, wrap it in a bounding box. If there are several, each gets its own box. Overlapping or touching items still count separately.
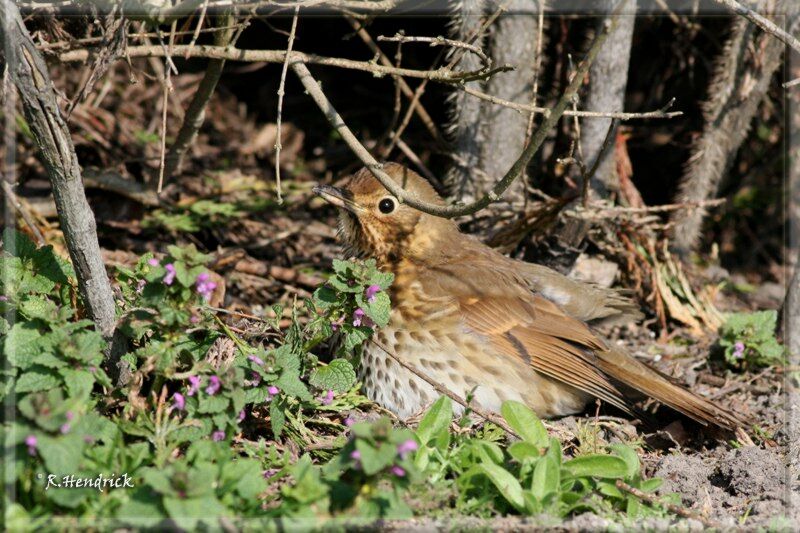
[639,478,663,492]
[466,463,525,511]
[3,228,37,258]
[356,441,398,476]
[15,367,60,393]
[5,322,44,369]
[19,297,58,322]
[608,444,640,479]
[162,496,227,530]
[508,441,542,462]
[270,399,285,439]
[416,396,452,446]
[309,359,357,393]
[531,454,560,500]
[500,400,548,448]
[61,369,95,399]
[197,395,229,414]
[38,434,85,476]
[564,454,629,479]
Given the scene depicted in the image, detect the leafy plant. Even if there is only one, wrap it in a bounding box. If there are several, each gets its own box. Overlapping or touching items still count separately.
[2,232,678,527]
[718,310,785,369]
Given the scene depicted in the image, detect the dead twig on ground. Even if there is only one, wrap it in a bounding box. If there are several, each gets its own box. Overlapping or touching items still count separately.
[615,480,722,528]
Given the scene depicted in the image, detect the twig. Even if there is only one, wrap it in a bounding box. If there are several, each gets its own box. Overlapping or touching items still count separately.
[711,0,800,55]
[185,0,210,58]
[464,86,682,120]
[784,77,800,89]
[346,16,445,147]
[291,0,627,219]
[565,198,727,220]
[369,339,521,439]
[1,179,46,245]
[0,0,117,338]
[275,5,300,204]
[615,480,721,528]
[156,21,177,194]
[58,45,505,84]
[163,13,236,180]
[582,118,620,206]
[377,33,494,71]
[525,0,546,145]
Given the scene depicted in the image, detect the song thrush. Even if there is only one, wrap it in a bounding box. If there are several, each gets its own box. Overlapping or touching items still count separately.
[314,163,744,431]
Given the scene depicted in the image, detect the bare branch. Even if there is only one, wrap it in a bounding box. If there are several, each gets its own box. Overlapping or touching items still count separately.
[292,0,628,218]
[0,0,117,337]
[275,5,300,204]
[463,86,682,120]
[164,12,236,179]
[58,45,504,84]
[711,0,800,55]
[377,33,494,71]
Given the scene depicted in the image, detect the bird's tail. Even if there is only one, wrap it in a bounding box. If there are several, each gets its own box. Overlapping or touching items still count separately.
[595,346,748,432]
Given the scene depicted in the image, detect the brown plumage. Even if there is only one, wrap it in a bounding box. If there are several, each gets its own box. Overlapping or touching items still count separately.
[314,163,746,432]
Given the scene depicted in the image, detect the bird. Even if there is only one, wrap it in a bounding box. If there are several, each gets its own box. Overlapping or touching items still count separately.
[313,163,745,432]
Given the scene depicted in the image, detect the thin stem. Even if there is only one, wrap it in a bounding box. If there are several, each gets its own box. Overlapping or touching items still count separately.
[275,5,300,204]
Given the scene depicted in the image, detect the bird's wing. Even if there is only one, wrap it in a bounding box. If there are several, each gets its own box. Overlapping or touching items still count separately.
[420,259,746,431]
[420,262,632,414]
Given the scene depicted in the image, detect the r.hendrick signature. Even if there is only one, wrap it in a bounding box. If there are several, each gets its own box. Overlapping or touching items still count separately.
[41,473,134,492]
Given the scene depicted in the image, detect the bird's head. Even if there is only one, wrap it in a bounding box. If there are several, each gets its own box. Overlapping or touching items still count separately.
[313,163,457,267]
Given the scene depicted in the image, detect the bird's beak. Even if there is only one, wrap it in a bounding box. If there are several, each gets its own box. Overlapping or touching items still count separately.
[313,185,361,213]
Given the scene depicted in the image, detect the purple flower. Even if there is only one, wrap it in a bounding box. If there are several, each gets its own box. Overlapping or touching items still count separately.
[172,392,186,411]
[60,423,71,434]
[390,465,406,477]
[147,258,160,267]
[251,372,262,386]
[263,468,279,479]
[350,450,361,460]
[84,435,95,444]
[195,272,217,302]
[733,341,745,359]
[66,411,74,421]
[397,439,418,458]
[212,430,225,442]
[267,385,280,397]
[187,375,201,396]
[0,295,9,302]
[352,308,365,327]
[25,435,37,456]
[237,410,246,423]
[189,315,200,324]
[205,375,221,395]
[344,416,355,427]
[321,389,335,405]
[88,366,97,374]
[163,263,176,285]
[365,284,381,303]
[248,354,265,366]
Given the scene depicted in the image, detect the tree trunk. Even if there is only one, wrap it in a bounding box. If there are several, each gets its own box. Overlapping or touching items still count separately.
[579,0,636,198]
[0,0,116,338]
[670,0,798,254]
[447,0,543,213]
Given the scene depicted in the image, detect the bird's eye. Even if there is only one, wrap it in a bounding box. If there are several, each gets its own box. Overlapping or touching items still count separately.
[378,198,396,214]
